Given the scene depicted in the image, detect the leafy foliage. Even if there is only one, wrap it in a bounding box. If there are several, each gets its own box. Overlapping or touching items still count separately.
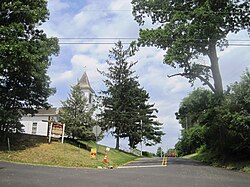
[59,85,95,140]
[175,126,206,156]
[156,147,164,157]
[175,70,250,159]
[132,0,250,93]
[176,88,213,129]
[99,41,164,149]
[0,0,59,141]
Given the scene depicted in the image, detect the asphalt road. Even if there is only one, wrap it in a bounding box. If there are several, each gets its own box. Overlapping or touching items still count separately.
[0,157,249,187]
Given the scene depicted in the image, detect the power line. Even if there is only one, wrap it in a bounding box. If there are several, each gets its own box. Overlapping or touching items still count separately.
[228,44,250,46]
[59,42,132,45]
[58,37,137,40]
[58,37,250,42]
[57,38,250,46]
[7,9,248,14]
[58,42,250,46]
[2,37,249,46]
[5,34,248,44]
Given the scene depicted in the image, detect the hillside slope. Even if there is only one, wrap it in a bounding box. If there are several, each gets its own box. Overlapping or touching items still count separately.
[0,138,137,168]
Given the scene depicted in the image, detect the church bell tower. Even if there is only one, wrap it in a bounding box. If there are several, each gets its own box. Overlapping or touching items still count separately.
[78,72,95,109]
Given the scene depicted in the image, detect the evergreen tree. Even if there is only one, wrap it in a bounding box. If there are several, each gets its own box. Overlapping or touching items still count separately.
[99,41,164,149]
[99,41,137,149]
[126,83,164,148]
[0,0,59,141]
[59,84,95,140]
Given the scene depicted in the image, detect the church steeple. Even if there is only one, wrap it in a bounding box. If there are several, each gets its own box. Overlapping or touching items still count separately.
[78,72,95,108]
[78,72,94,94]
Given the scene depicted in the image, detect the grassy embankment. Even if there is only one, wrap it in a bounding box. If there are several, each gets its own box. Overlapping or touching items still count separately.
[183,153,250,173]
[0,137,137,168]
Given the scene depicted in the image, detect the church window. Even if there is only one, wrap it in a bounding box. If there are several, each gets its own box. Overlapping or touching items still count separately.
[89,93,92,103]
[32,122,37,134]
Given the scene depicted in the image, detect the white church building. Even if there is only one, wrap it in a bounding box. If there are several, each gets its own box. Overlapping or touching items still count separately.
[21,72,95,136]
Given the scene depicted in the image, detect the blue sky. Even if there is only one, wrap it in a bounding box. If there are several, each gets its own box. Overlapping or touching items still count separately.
[43,0,250,153]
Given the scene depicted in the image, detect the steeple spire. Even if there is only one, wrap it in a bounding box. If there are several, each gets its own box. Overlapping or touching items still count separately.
[78,72,94,93]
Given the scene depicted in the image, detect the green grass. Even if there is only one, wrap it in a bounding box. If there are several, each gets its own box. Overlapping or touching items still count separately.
[79,140,138,166]
[182,152,250,174]
[182,153,198,159]
[0,138,137,168]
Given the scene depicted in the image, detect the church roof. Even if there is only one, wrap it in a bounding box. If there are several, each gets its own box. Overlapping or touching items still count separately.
[23,108,59,117]
[78,72,95,93]
[37,108,58,115]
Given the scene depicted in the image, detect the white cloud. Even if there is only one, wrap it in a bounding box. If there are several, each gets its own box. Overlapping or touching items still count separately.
[71,54,107,80]
[52,70,73,84]
[109,0,132,10]
[73,12,90,29]
[48,0,70,13]
[50,54,107,86]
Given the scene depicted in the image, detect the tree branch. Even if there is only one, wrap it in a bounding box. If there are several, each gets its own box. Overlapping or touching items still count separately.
[167,73,186,78]
[196,75,216,93]
[195,64,211,69]
[167,72,216,93]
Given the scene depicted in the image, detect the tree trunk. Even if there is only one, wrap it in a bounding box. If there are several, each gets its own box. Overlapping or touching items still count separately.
[128,135,134,149]
[208,43,223,93]
[0,129,8,143]
[115,135,120,150]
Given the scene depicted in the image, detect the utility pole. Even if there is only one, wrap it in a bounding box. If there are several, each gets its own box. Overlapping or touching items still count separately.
[185,116,188,130]
[140,119,143,156]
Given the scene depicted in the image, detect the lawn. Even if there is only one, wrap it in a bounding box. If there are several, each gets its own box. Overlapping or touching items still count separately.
[0,138,137,168]
[182,153,250,174]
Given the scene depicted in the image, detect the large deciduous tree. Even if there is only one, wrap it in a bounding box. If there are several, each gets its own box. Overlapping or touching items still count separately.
[99,41,164,149]
[0,0,59,141]
[132,0,250,93]
[59,84,95,140]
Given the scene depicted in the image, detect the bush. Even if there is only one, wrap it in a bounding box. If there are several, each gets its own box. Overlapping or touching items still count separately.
[175,126,206,156]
